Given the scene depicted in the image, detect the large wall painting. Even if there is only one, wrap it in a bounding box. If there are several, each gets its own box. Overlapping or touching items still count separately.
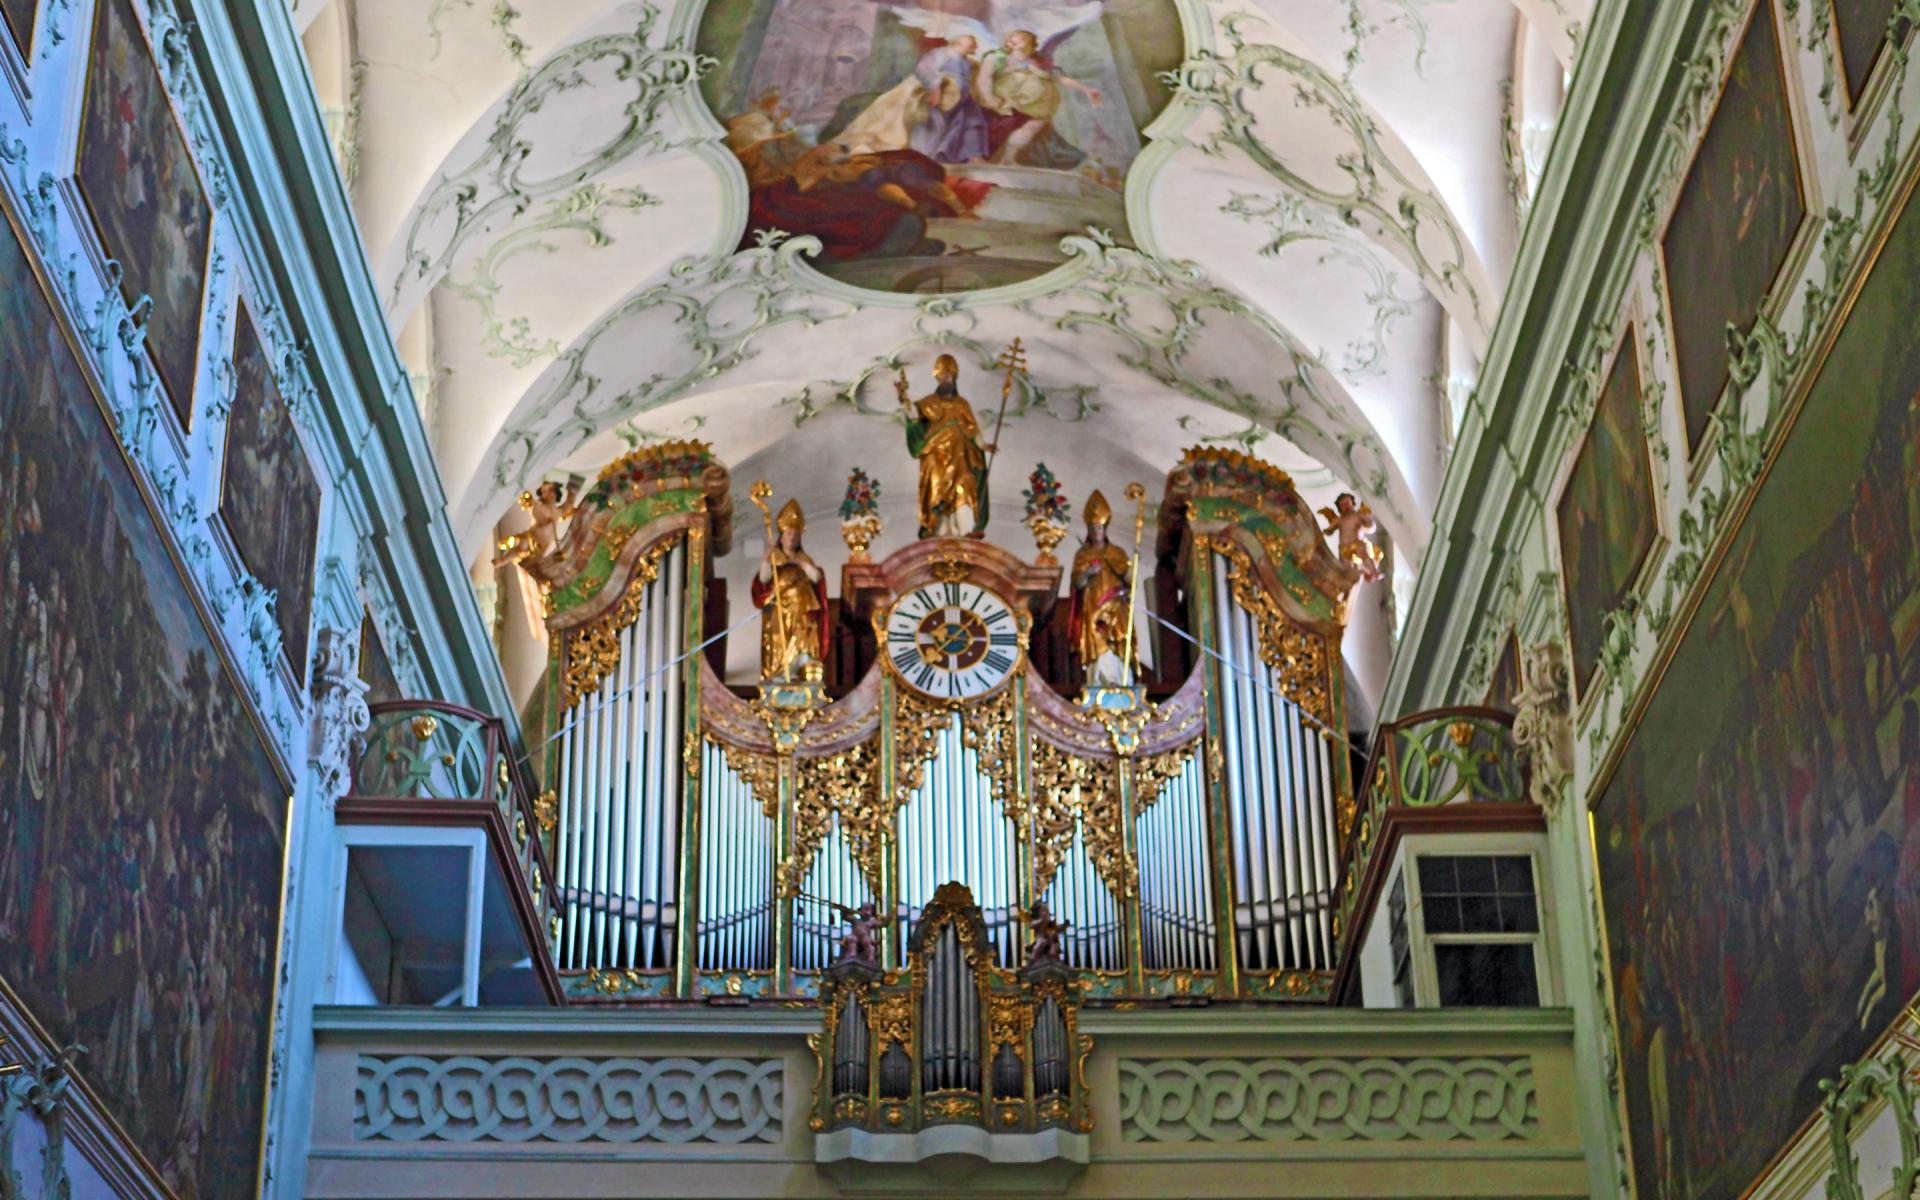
[1661,0,1806,454]
[221,302,322,675]
[1596,176,1920,1200]
[75,0,214,429]
[698,0,1183,294]
[0,214,285,1198]
[0,0,35,60]
[1555,328,1658,696]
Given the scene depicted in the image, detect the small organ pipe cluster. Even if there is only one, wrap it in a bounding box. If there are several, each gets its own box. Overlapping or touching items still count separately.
[809,883,1090,1138]
[534,445,1363,1003]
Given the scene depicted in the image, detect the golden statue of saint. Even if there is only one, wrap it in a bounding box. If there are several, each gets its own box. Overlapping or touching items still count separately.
[1069,490,1135,687]
[897,354,993,538]
[752,499,828,679]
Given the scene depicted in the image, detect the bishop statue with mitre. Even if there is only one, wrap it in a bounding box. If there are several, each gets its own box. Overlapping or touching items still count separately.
[753,498,829,680]
[897,354,993,538]
[1069,489,1136,687]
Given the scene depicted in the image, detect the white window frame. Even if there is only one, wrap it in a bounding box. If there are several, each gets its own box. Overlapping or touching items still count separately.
[1398,831,1558,1008]
[325,825,488,1007]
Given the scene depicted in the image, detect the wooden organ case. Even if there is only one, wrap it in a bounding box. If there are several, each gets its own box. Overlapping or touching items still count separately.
[525,444,1365,1022]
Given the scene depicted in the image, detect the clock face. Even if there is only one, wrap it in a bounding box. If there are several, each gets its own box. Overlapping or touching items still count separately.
[884,582,1022,700]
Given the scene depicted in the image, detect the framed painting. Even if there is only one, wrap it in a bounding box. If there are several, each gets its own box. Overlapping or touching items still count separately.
[1596,164,1920,1200]
[697,0,1184,294]
[0,208,286,1197]
[1830,0,1908,106]
[220,300,322,675]
[75,0,214,430]
[1660,0,1807,455]
[0,0,34,61]
[1554,326,1660,698]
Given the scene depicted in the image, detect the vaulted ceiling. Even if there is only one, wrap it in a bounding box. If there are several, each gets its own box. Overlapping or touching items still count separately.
[290,0,1580,687]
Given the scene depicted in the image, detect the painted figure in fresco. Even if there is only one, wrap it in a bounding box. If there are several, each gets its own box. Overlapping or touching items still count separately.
[1069,489,1135,688]
[1026,900,1070,966]
[1319,493,1384,583]
[898,355,994,538]
[977,29,1104,166]
[725,90,805,187]
[752,499,829,680]
[742,140,984,263]
[836,36,992,164]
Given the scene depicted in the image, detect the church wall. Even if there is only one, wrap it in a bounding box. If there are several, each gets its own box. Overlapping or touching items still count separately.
[0,0,523,1193]
[1378,0,1920,1195]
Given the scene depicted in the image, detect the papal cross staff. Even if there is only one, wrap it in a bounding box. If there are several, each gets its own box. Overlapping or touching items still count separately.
[981,337,1027,484]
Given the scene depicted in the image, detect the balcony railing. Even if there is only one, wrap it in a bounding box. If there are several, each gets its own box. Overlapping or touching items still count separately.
[348,700,560,963]
[1333,706,1528,955]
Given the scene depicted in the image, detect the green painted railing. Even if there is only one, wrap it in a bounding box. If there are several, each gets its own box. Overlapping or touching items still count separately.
[1334,706,1527,954]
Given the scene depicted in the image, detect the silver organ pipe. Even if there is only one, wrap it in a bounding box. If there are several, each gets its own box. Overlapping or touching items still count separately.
[1210,552,1337,973]
[1135,750,1215,972]
[794,818,871,972]
[697,742,774,971]
[552,542,687,971]
[1039,819,1121,971]
[894,716,1019,966]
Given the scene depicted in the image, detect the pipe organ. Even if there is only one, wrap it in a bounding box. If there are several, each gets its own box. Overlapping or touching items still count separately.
[524,444,1361,1004]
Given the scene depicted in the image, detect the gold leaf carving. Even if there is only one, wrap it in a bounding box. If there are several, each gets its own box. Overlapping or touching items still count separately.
[1213,537,1333,724]
[1134,737,1201,817]
[561,534,682,708]
[710,735,780,819]
[1030,740,1131,899]
[782,738,885,897]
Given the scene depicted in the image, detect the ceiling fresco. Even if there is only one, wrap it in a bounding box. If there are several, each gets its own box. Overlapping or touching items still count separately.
[697,0,1187,293]
[289,0,1586,681]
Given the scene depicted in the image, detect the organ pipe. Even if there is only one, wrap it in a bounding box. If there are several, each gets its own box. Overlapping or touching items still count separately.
[1209,551,1339,974]
[551,542,687,973]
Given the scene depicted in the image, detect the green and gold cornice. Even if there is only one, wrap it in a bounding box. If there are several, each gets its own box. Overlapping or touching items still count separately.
[542,440,732,630]
[1158,447,1360,635]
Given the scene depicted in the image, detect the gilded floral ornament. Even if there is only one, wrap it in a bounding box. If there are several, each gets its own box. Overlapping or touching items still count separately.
[561,534,681,708]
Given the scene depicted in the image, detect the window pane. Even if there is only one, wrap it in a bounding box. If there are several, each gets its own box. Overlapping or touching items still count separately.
[1418,856,1457,894]
[1424,897,1463,934]
[1494,855,1534,895]
[1433,943,1540,1007]
[1454,855,1496,892]
[1458,895,1501,933]
[1499,893,1540,934]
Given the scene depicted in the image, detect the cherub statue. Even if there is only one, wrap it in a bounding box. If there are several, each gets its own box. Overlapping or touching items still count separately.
[1318,493,1384,583]
[493,479,580,571]
[832,901,896,968]
[1025,900,1070,967]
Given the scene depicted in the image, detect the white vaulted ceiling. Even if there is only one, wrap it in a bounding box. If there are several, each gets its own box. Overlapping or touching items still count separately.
[291,0,1582,674]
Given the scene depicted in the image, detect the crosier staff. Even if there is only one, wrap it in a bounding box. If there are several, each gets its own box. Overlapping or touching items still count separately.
[1121,481,1148,687]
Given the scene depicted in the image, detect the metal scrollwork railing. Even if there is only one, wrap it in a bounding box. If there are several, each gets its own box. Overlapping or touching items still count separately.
[349,700,560,965]
[357,704,494,799]
[1333,706,1527,955]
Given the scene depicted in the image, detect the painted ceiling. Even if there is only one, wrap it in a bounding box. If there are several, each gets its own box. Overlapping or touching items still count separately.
[290,0,1582,680]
